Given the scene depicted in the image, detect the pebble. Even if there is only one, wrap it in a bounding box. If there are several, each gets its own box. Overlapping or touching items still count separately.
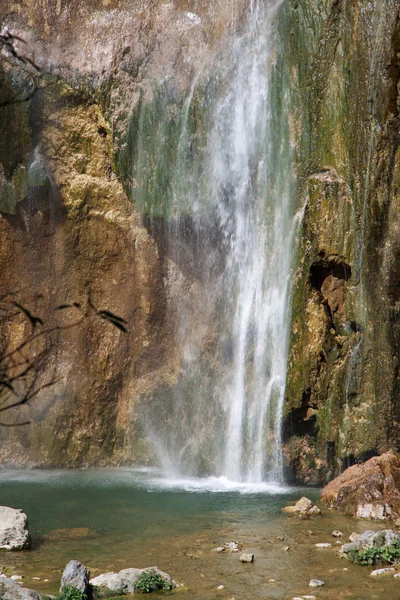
[394,573,400,578]
[217,585,224,590]
[216,547,225,552]
[283,545,290,551]
[332,531,343,537]
[303,596,317,599]
[276,536,284,541]
[10,575,23,580]
[268,579,276,583]
[370,568,396,577]
[309,579,324,587]
[239,553,254,563]
[225,541,239,552]
[315,543,332,548]
[32,577,41,580]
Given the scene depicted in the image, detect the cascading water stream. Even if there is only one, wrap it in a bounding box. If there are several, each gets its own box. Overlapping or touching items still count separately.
[136,0,299,484]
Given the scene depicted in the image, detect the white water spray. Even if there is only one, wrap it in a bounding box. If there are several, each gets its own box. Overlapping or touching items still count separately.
[137,0,299,484]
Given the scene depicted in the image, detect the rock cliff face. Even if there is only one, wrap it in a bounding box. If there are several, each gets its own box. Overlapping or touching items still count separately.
[283,0,400,483]
[1,0,400,478]
[0,0,250,467]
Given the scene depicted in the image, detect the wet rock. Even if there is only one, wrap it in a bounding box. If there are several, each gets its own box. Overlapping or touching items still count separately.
[295,497,313,512]
[90,566,175,595]
[283,497,321,516]
[239,554,254,563]
[61,560,90,594]
[0,507,31,551]
[332,531,343,537]
[225,541,239,552]
[0,577,42,599]
[309,579,324,587]
[320,453,400,520]
[370,568,396,576]
[340,529,400,557]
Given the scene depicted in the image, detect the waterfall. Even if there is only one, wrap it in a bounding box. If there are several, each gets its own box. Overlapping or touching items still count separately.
[135,0,298,484]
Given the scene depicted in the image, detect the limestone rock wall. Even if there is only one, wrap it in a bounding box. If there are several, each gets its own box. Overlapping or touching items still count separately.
[2,0,400,478]
[283,0,400,484]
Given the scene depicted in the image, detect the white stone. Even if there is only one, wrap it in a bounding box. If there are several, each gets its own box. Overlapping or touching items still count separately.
[332,531,343,537]
[0,507,30,551]
[239,553,254,563]
[216,547,225,552]
[370,568,396,577]
[315,543,332,548]
[309,579,324,587]
[225,541,239,552]
[217,585,224,590]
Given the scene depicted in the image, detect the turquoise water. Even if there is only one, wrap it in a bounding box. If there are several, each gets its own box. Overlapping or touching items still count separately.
[0,469,398,600]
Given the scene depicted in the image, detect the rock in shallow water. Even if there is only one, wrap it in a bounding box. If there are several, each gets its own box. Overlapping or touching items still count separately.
[370,567,396,576]
[90,566,175,595]
[340,529,400,557]
[282,497,321,516]
[320,453,400,520]
[0,506,31,551]
[61,560,90,594]
[0,577,42,599]
[239,554,254,563]
[309,579,324,587]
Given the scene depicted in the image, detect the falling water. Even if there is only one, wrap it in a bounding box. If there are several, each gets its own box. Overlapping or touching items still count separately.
[135,0,299,483]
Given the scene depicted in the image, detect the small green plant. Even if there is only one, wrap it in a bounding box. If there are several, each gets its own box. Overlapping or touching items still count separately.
[135,569,173,593]
[348,539,400,565]
[56,586,88,600]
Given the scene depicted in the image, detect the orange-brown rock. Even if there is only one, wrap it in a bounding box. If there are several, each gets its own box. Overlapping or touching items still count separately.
[320,453,400,520]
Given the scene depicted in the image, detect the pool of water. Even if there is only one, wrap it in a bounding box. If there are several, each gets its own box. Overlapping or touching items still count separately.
[0,469,399,599]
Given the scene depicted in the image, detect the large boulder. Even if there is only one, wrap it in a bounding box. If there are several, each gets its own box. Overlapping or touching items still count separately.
[0,577,42,599]
[60,560,90,594]
[340,529,400,558]
[90,567,175,595]
[320,453,400,519]
[0,506,31,550]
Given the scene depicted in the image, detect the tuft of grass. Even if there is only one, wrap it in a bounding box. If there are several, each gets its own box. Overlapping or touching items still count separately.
[135,569,173,593]
[56,585,88,600]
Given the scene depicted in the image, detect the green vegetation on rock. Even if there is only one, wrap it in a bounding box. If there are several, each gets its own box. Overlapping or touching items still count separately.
[135,569,173,593]
[348,539,400,566]
[56,585,88,600]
